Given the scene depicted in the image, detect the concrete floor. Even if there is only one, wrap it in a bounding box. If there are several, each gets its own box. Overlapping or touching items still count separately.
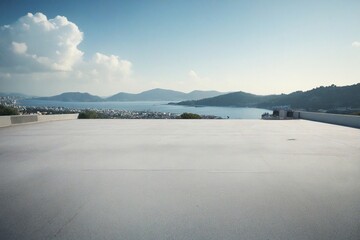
[0,119,359,240]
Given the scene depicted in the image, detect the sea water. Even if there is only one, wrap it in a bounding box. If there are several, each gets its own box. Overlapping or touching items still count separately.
[18,99,270,119]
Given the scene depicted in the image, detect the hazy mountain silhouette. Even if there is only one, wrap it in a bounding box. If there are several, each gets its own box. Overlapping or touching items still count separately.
[35,92,103,102]
[107,88,225,101]
[107,88,185,101]
[31,89,225,102]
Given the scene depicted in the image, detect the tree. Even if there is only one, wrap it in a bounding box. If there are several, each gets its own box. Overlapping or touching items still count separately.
[180,112,202,119]
[78,110,98,119]
[0,105,19,115]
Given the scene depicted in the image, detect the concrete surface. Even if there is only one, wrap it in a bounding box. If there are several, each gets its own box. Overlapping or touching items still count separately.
[0,114,79,127]
[297,111,360,128]
[0,120,359,240]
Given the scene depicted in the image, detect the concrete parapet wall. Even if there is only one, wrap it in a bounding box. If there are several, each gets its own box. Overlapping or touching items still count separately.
[11,115,38,124]
[0,116,12,127]
[297,111,360,128]
[37,114,79,122]
[0,114,78,127]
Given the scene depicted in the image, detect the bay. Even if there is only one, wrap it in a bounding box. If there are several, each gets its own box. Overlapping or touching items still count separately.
[17,99,270,119]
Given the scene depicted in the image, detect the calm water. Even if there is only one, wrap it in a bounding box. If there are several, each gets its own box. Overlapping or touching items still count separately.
[18,99,270,119]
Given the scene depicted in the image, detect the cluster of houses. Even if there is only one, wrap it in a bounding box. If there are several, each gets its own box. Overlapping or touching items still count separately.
[262,106,299,120]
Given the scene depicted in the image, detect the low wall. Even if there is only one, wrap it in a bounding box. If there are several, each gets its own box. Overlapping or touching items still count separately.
[0,116,11,128]
[37,114,79,122]
[0,114,79,127]
[297,111,360,128]
[11,115,38,124]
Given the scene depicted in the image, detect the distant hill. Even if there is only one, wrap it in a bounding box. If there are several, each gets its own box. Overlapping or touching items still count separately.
[107,88,225,101]
[176,84,360,111]
[108,88,185,101]
[105,92,136,101]
[0,92,33,98]
[185,90,226,100]
[176,91,268,107]
[257,84,360,110]
[31,89,226,102]
[34,92,103,102]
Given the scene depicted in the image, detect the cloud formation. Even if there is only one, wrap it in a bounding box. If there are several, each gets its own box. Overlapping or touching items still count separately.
[0,13,84,72]
[352,41,360,48]
[0,12,132,93]
[92,53,132,77]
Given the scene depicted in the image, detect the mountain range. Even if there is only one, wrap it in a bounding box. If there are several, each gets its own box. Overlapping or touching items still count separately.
[35,92,103,102]
[33,89,226,102]
[175,83,360,111]
[10,83,360,111]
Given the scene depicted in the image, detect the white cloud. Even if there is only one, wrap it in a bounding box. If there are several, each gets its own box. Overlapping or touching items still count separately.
[352,41,360,48]
[0,12,84,72]
[92,52,132,77]
[11,42,28,54]
[189,70,199,80]
[0,12,133,95]
[177,69,218,92]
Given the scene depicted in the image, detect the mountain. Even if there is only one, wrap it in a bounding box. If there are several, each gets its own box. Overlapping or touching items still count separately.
[30,89,226,102]
[176,84,360,111]
[185,90,226,100]
[0,92,33,98]
[106,92,136,101]
[34,92,103,102]
[177,91,268,107]
[256,84,360,110]
[107,88,225,101]
[137,88,186,101]
[107,88,185,101]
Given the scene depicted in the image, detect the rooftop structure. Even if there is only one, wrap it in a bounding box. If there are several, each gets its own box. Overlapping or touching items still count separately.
[0,119,359,239]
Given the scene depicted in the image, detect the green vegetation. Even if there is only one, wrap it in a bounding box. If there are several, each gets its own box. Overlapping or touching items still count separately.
[78,110,99,119]
[177,83,360,111]
[180,112,202,119]
[0,105,19,115]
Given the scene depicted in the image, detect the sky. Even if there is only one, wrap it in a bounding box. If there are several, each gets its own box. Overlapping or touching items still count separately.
[0,0,360,96]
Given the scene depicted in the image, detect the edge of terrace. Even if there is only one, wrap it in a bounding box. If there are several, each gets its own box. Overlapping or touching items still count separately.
[0,111,359,129]
[0,114,79,127]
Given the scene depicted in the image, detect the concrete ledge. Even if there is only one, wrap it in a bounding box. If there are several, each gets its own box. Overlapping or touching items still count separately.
[0,114,79,127]
[297,111,360,128]
[11,115,38,124]
[0,116,11,127]
[37,114,79,122]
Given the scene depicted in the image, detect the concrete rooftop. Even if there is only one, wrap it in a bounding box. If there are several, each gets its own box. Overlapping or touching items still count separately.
[0,119,359,240]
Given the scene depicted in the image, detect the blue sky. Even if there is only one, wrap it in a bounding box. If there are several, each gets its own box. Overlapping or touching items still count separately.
[0,0,359,96]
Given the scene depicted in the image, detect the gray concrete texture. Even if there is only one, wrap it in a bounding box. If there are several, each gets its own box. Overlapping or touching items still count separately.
[0,119,359,240]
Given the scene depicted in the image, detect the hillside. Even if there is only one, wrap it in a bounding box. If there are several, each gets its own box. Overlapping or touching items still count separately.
[34,92,103,102]
[30,89,226,102]
[257,84,360,110]
[177,91,265,107]
[106,92,137,101]
[0,92,33,98]
[176,84,360,111]
[107,88,224,101]
[185,90,226,100]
